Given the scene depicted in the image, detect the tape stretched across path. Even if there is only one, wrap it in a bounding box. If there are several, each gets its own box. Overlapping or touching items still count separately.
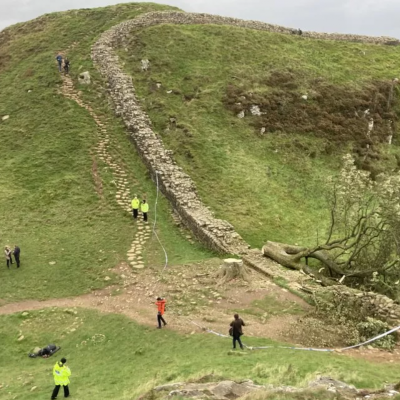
[190,320,400,352]
[152,171,168,273]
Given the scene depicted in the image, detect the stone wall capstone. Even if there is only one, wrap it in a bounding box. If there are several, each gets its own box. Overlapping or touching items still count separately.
[91,11,400,326]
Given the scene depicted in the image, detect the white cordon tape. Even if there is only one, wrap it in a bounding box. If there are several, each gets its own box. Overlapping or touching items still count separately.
[153,171,168,272]
[190,320,400,353]
[153,171,169,273]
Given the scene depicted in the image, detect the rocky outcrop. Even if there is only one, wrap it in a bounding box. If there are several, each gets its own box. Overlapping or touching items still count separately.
[141,376,399,400]
[91,11,400,327]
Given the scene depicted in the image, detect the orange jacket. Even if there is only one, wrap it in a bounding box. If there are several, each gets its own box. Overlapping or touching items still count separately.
[156,299,166,315]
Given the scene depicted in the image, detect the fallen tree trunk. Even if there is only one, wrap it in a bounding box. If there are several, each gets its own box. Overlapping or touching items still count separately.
[262,241,337,286]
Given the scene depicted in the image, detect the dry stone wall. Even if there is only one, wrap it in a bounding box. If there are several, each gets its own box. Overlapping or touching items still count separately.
[92,11,400,325]
[317,286,400,324]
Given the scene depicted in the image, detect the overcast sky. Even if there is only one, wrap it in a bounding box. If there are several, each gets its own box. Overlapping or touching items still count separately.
[1,0,399,38]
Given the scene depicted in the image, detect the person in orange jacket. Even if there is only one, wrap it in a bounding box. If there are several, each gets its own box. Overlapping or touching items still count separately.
[156,297,167,329]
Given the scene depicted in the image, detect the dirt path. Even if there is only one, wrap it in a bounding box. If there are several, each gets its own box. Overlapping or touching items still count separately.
[2,260,400,363]
[0,259,305,338]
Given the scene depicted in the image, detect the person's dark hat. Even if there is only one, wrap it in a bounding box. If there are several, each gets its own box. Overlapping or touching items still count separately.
[156,297,162,300]
[61,358,67,364]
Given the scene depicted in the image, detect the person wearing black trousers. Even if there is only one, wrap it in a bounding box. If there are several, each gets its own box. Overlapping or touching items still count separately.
[156,297,167,329]
[230,313,245,350]
[141,199,149,222]
[13,245,21,268]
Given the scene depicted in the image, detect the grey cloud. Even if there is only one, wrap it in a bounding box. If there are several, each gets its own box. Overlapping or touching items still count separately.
[0,0,399,37]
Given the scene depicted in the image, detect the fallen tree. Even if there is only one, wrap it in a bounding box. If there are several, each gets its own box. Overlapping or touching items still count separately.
[263,154,400,291]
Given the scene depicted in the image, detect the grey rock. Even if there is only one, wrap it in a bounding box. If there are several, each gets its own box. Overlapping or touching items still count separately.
[78,71,91,85]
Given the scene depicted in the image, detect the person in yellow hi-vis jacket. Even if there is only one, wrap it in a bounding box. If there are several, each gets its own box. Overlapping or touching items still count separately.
[51,358,71,399]
[141,199,149,222]
[131,195,140,220]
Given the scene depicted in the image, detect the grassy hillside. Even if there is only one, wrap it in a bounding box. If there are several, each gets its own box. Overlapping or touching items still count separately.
[0,3,213,303]
[119,24,400,248]
[3,6,400,400]
[2,308,400,400]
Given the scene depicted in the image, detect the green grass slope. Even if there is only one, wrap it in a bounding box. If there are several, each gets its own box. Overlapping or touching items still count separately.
[119,24,400,248]
[0,3,213,303]
[2,309,400,400]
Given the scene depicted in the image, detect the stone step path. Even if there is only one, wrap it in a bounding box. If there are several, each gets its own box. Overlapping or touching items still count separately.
[60,73,151,269]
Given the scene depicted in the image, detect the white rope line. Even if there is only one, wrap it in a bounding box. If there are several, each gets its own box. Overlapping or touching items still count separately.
[152,171,168,273]
[189,320,400,353]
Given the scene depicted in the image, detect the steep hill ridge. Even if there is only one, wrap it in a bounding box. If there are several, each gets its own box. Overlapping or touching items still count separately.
[2,4,400,400]
[91,10,400,325]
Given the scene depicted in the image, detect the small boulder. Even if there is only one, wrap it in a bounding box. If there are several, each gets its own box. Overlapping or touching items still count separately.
[78,71,91,85]
[104,276,111,281]
[22,312,29,317]
[18,335,25,341]
[2,115,9,121]
[141,59,150,71]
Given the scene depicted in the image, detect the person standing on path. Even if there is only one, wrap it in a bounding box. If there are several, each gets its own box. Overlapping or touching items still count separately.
[156,297,167,329]
[56,54,63,72]
[141,199,149,222]
[51,357,71,399]
[230,313,245,350]
[131,195,140,219]
[4,246,13,268]
[63,58,70,74]
[13,245,21,268]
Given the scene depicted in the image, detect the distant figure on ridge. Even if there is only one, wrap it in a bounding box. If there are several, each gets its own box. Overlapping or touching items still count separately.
[156,297,167,329]
[13,245,21,268]
[141,199,149,222]
[56,53,63,72]
[51,357,71,400]
[63,58,70,74]
[131,195,140,220]
[4,246,13,269]
[230,313,245,350]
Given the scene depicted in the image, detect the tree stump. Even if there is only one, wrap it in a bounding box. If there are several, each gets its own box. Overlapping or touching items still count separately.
[216,258,250,285]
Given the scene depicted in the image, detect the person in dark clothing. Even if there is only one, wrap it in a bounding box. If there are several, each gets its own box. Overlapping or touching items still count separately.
[56,54,63,72]
[13,245,21,268]
[4,246,13,268]
[64,58,70,74]
[230,313,245,350]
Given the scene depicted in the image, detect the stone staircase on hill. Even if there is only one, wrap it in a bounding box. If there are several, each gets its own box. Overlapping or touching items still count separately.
[60,73,150,270]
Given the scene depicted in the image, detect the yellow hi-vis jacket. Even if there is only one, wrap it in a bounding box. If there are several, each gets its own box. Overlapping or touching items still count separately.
[141,202,149,213]
[131,198,140,209]
[53,362,71,386]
